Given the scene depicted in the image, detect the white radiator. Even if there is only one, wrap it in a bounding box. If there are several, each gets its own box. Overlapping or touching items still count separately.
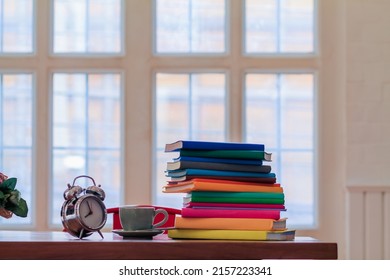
[347,186,390,259]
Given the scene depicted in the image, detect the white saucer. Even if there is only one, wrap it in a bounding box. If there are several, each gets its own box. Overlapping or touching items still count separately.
[112,229,164,238]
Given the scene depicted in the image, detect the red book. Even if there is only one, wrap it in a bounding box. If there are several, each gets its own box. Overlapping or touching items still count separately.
[180,207,281,220]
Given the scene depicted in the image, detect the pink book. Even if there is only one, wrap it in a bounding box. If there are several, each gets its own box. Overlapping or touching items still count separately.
[180,207,281,220]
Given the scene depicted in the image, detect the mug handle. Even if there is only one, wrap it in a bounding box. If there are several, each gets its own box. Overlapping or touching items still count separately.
[152,208,169,228]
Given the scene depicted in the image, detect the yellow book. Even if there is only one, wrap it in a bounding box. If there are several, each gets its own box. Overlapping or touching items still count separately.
[174,216,287,231]
[163,178,283,193]
[168,228,295,241]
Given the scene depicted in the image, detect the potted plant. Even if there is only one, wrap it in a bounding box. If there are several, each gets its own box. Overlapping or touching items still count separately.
[0,172,28,218]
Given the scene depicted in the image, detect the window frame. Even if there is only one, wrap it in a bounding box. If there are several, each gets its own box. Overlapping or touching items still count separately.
[152,0,231,56]
[49,0,126,57]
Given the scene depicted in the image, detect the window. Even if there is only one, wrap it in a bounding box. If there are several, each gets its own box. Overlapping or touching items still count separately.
[155,0,227,54]
[51,72,122,225]
[0,73,33,225]
[0,0,319,230]
[0,0,34,54]
[245,0,315,54]
[52,0,123,54]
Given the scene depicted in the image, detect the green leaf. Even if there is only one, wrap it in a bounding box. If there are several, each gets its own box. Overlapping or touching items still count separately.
[0,178,17,191]
[7,198,28,218]
[8,190,21,206]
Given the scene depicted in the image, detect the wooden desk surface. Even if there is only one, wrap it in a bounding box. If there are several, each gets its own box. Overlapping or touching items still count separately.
[0,231,337,260]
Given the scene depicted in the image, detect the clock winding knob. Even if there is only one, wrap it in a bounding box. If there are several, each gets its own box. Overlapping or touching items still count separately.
[63,184,83,201]
[86,185,105,201]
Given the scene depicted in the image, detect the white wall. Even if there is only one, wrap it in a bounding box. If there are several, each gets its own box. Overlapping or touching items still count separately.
[346,0,390,186]
[343,0,390,260]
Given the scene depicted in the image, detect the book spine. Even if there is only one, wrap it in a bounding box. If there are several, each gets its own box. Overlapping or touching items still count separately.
[174,217,285,231]
[167,161,272,173]
[187,197,285,204]
[190,191,284,199]
[179,150,272,161]
[180,208,281,219]
[165,140,265,152]
[167,229,267,240]
[168,229,295,241]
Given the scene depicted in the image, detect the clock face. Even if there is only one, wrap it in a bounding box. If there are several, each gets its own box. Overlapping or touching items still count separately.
[77,195,107,230]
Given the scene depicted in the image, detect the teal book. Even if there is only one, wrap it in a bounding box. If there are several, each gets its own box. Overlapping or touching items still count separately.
[184,192,285,205]
[174,156,265,166]
[165,140,265,152]
[166,169,276,178]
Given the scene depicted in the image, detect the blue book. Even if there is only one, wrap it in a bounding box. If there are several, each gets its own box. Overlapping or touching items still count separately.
[165,140,265,152]
[166,168,276,179]
[177,150,272,161]
[174,156,265,166]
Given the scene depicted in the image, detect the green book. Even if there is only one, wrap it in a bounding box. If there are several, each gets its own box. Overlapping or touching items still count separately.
[189,191,284,199]
[184,192,285,205]
[178,149,272,161]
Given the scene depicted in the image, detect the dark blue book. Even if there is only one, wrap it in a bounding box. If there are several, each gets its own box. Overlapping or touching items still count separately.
[165,140,265,152]
[174,156,265,165]
[167,160,272,173]
[177,149,272,161]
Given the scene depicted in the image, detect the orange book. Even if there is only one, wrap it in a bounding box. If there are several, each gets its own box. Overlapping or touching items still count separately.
[162,178,282,193]
[174,216,287,231]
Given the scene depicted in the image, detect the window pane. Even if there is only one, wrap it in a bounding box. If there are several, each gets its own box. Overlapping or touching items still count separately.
[245,0,314,54]
[155,0,226,53]
[51,73,122,225]
[53,0,122,53]
[0,0,33,53]
[0,74,33,225]
[155,72,226,207]
[245,73,314,227]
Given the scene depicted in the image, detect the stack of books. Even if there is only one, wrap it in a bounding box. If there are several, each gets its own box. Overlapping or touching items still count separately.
[162,140,295,241]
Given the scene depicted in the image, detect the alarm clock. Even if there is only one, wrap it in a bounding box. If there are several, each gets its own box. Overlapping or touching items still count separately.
[61,175,107,239]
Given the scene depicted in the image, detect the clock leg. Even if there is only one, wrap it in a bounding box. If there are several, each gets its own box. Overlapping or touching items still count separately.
[97,230,104,239]
[79,229,85,239]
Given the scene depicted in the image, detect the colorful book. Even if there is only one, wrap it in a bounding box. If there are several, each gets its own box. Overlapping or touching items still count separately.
[166,169,276,179]
[184,191,285,205]
[177,149,272,161]
[167,160,272,173]
[168,175,277,184]
[162,178,282,193]
[174,156,265,166]
[180,208,281,219]
[165,140,265,152]
[184,201,286,210]
[174,216,287,231]
[188,191,284,199]
[167,228,295,241]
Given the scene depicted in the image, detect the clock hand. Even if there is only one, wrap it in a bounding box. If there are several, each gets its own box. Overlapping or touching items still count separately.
[84,212,92,218]
[84,201,93,218]
[87,201,93,213]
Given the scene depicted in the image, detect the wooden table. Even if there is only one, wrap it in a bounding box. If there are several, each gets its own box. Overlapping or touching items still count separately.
[0,231,337,260]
